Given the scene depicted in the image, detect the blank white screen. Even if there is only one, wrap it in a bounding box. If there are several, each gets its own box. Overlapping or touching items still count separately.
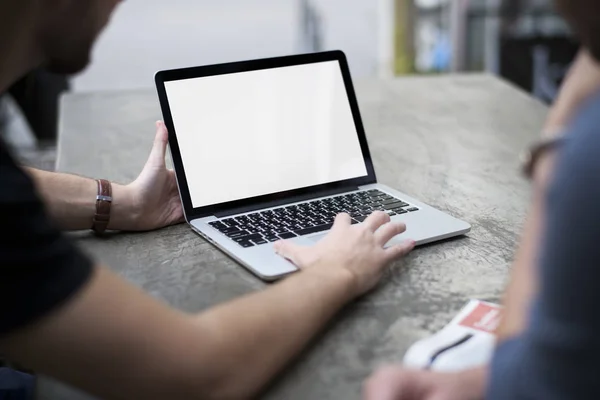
[165,61,368,208]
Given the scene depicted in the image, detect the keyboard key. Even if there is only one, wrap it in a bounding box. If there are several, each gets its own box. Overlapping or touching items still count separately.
[238,241,254,248]
[355,216,368,222]
[407,207,419,212]
[279,232,298,239]
[253,239,268,245]
[393,208,408,214]
[381,198,402,206]
[227,230,249,239]
[237,234,263,243]
[294,223,333,236]
[209,222,227,230]
[221,227,243,235]
[265,236,279,242]
[383,202,408,210]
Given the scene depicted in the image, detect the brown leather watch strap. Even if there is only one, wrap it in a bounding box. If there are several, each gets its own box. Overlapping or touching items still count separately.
[92,179,112,234]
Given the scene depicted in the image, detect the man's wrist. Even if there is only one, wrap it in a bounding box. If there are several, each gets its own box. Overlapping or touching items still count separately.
[300,265,358,302]
[107,183,138,231]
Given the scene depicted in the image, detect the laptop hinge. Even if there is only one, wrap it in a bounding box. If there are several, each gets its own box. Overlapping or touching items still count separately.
[214,185,360,218]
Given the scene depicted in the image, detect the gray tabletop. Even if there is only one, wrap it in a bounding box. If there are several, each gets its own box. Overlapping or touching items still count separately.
[39,74,546,400]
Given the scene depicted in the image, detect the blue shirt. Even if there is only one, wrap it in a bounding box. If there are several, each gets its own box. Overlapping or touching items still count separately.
[487,91,600,399]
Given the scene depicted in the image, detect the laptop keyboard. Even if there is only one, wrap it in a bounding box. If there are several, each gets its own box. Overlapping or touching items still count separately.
[208,189,419,248]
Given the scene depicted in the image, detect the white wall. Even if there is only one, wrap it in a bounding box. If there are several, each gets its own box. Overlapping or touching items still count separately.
[73,0,393,92]
[309,0,381,77]
[74,0,300,91]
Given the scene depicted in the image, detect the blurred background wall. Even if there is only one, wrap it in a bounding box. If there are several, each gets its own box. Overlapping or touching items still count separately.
[1,0,580,149]
[73,0,386,92]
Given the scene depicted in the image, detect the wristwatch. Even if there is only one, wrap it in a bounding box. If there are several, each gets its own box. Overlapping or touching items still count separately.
[92,179,112,234]
[520,137,566,179]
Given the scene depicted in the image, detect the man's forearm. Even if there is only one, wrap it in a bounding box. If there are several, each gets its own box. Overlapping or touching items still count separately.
[2,266,356,400]
[192,268,355,398]
[25,168,135,231]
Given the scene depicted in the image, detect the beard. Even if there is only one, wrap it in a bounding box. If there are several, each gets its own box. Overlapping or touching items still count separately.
[40,12,101,76]
[43,33,95,76]
[38,0,118,76]
[46,51,92,75]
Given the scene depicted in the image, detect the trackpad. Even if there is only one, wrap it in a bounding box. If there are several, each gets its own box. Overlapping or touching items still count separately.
[306,231,406,246]
[307,233,327,243]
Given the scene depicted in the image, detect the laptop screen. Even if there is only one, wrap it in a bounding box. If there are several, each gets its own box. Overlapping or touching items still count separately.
[164,60,368,208]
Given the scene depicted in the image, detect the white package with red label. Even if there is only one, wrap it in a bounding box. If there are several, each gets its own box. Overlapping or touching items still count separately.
[403,300,503,372]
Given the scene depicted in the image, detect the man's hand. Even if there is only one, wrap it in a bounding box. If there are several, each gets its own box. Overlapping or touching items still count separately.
[24,121,184,232]
[363,366,487,400]
[123,121,184,231]
[274,211,415,296]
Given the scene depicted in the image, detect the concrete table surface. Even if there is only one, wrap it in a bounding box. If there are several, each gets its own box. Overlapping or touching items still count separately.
[39,74,547,400]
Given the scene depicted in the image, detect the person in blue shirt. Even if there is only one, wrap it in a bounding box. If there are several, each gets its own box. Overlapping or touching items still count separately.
[364,1,600,399]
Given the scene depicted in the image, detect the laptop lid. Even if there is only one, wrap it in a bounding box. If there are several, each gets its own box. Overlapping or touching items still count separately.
[155,51,377,221]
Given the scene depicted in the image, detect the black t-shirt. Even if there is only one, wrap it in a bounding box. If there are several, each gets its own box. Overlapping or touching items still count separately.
[0,141,93,336]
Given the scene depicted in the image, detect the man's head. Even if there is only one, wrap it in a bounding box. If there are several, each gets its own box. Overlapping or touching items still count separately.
[556,0,600,62]
[20,0,121,74]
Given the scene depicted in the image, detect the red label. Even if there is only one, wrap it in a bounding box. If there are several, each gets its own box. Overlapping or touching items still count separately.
[459,303,503,334]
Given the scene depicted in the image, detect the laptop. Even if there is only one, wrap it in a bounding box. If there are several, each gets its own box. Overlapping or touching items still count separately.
[155,50,471,281]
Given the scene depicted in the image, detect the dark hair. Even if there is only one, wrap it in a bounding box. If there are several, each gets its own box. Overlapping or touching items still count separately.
[556,0,600,61]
